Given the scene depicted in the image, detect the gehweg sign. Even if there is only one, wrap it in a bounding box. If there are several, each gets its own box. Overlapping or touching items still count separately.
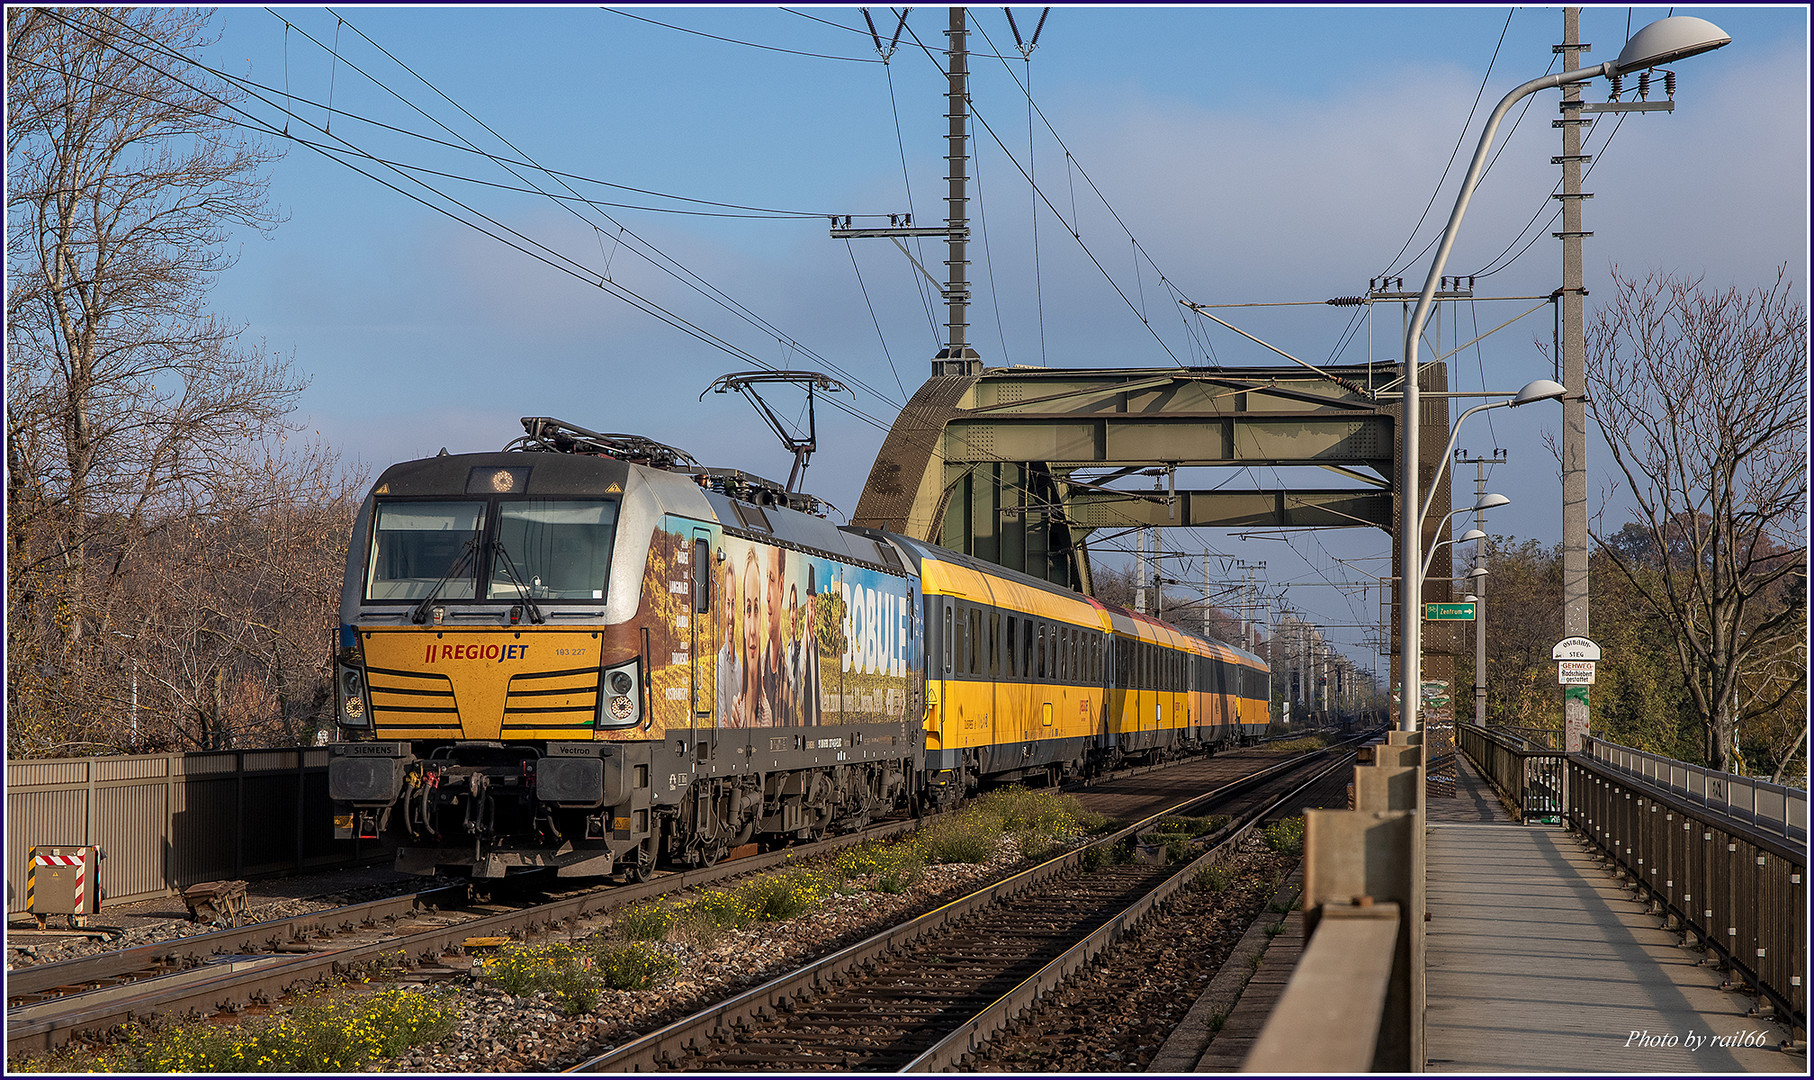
[1553,637,1601,686]
[1557,660,1596,685]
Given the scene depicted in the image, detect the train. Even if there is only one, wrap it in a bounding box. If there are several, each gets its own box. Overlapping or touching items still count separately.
[327,417,1271,879]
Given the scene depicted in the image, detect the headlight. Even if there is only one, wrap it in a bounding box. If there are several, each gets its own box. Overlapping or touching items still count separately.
[337,664,371,728]
[597,659,641,731]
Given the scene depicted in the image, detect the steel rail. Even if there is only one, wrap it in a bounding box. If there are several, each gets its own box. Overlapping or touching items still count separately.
[5,818,920,1053]
[564,744,1349,1072]
[6,885,468,1002]
[900,752,1353,1071]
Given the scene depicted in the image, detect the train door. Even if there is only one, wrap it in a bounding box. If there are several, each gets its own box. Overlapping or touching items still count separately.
[689,530,715,748]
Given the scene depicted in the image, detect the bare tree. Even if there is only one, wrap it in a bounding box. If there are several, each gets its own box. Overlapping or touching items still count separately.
[1585,268,1808,773]
[4,8,344,754]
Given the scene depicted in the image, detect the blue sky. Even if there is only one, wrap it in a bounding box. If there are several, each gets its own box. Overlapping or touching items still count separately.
[192,4,1809,677]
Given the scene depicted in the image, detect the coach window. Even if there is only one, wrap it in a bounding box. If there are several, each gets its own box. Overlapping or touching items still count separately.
[1036,623,1047,680]
[942,604,953,675]
[968,607,982,675]
[1006,616,1019,678]
[989,611,1001,677]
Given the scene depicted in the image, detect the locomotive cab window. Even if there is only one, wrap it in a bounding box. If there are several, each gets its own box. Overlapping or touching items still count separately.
[366,501,486,600]
[487,499,618,601]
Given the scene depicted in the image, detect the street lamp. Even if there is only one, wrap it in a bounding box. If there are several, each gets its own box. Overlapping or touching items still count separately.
[1417,381,1565,526]
[1396,16,1731,733]
[1425,527,1488,576]
[1422,498,1506,580]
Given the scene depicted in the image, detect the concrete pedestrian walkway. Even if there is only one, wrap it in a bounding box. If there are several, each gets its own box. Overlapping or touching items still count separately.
[1424,756,1798,1072]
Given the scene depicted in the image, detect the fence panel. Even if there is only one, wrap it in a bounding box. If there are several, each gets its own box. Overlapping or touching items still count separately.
[6,748,371,913]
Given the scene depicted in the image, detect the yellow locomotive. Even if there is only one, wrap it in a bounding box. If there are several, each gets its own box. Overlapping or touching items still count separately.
[327,419,1269,878]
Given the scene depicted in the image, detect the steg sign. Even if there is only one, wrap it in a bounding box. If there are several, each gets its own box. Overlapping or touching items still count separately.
[1552,636,1602,662]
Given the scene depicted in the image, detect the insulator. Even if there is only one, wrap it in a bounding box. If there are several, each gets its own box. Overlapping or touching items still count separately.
[1664,70,1677,98]
[1638,71,1651,101]
[1609,73,1623,101]
[1325,296,1366,307]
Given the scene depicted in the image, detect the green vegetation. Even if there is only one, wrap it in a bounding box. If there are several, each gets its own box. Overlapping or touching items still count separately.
[1262,815,1305,856]
[918,787,1110,865]
[836,837,927,893]
[1195,862,1235,893]
[14,988,458,1073]
[916,813,998,864]
[616,899,675,941]
[478,939,676,1014]
[1270,735,1329,753]
[16,789,1113,1074]
[1141,812,1231,865]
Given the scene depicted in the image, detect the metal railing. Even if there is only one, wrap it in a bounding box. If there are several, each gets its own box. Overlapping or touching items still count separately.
[1583,735,1807,844]
[1570,761,1806,1032]
[1457,726,1806,1032]
[1456,724,1566,823]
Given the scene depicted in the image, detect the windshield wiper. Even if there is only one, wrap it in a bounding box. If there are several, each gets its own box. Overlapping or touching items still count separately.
[489,539,546,624]
[409,537,480,624]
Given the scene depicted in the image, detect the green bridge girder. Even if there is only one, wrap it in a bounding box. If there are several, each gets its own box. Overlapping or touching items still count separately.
[852,363,1455,618]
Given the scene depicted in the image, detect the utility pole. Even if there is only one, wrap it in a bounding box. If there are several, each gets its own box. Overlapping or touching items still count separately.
[832,8,977,378]
[1134,528,1148,615]
[1456,448,1505,728]
[1300,619,1312,723]
[1202,552,1213,640]
[1558,7,1591,752]
[937,6,977,375]
[1234,560,1265,652]
[1261,595,1274,720]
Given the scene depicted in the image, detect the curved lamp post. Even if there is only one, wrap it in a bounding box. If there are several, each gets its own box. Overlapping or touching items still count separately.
[1418,380,1565,525]
[1425,527,1488,577]
[1422,499,1506,581]
[1396,16,1731,732]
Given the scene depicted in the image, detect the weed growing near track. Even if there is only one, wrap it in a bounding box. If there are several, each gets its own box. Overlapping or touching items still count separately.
[1195,862,1235,892]
[1269,735,1329,753]
[19,987,459,1073]
[1261,815,1305,855]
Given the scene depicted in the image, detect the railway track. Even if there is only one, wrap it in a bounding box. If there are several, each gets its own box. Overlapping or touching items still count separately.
[6,734,1357,1061]
[567,743,1354,1071]
[6,818,923,1054]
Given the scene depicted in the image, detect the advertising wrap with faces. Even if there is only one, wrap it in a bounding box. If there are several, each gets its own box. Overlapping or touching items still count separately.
[643,522,914,733]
